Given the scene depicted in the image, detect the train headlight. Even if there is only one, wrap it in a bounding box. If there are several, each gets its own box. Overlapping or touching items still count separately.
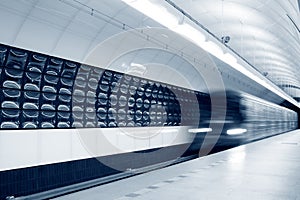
[226,128,247,135]
[188,128,213,133]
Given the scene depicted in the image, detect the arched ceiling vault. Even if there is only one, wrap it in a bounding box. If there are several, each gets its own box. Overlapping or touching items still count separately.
[171,0,300,100]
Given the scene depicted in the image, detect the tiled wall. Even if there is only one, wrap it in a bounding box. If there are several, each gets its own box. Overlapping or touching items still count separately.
[0,43,210,129]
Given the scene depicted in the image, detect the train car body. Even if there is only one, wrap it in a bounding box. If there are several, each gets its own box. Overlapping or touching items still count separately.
[208,91,298,147]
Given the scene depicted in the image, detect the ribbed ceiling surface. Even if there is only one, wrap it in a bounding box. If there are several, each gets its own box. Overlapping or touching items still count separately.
[171,0,300,98]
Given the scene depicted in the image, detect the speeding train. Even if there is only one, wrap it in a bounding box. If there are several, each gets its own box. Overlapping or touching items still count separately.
[193,90,298,153]
[0,43,298,198]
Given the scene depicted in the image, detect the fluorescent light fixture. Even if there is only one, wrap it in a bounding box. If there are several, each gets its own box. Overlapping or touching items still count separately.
[208,120,234,123]
[188,128,212,133]
[122,0,178,28]
[222,53,237,65]
[226,128,247,135]
[122,0,206,45]
[201,41,223,58]
[172,23,206,45]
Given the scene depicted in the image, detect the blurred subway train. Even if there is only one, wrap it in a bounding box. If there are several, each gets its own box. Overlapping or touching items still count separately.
[0,43,298,198]
[187,90,298,155]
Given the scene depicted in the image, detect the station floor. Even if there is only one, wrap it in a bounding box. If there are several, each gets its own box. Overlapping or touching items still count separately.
[53,130,300,200]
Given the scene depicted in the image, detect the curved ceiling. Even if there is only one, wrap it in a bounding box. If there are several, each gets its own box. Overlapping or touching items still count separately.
[0,0,299,100]
[171,0,300,98]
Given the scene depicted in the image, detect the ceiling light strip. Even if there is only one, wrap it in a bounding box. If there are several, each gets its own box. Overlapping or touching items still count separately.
[164,0,298,107]
[122,0,299,108]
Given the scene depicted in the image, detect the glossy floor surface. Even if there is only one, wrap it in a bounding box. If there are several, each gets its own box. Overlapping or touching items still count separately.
[53,130,300,200]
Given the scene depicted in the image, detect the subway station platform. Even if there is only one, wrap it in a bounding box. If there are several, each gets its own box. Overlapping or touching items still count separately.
[52,130,300,200]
